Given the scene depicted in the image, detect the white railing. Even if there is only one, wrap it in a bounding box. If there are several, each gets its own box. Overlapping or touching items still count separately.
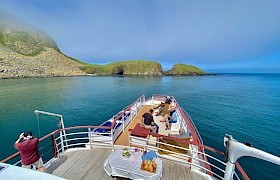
[87,94,145,146]
[2,124,248,180]
[127,132,242,180]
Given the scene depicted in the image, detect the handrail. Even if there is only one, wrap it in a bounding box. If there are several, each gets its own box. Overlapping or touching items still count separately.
[128,129,246,180]
[150,94,248,179]
[2,125,249,180]
[170,97,212,175]
[110,94,145,128]
[172,98,200,144]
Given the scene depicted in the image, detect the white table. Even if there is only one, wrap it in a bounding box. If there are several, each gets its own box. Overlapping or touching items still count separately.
[104,150,162,180]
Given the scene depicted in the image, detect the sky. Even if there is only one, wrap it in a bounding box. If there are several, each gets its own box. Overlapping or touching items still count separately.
[1,0,280,73]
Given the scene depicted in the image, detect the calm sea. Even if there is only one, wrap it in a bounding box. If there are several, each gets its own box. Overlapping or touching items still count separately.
[0,74,279,179]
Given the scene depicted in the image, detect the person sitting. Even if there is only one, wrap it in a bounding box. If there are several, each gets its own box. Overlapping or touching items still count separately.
[154,96,172,116]
[165,96,172,104]
[160,106,177,130]
[154,103,163,116]
[168,129,189,138]
[141,109,159,133]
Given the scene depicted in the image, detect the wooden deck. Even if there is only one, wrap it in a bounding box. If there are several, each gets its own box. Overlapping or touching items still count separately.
[46,148,207,180]
[114,105,153,146]
[115,104,172,147]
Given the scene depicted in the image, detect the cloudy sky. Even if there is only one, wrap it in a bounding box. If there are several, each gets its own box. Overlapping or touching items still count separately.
[1,0,280,72]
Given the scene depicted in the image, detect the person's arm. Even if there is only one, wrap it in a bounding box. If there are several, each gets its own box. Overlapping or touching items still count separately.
[140,115,145,126]
[151,118,155,126]
[172,112,177,121]
[14,133,24,150]
[15,133,24,144]
[34,138,39,146]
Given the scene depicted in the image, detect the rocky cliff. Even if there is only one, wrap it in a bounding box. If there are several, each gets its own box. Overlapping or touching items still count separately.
[0,15,86,79]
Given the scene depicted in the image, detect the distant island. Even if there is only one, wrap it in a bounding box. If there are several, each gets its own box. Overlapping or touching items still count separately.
[80,60,205,76]
[0,14,205,79]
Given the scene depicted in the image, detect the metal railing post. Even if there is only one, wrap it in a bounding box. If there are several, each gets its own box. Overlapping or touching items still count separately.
[60,131,65,153]
[88,128,92,149]
[111,130,114,149]
[51,134,58,158]
[190,147,193,170]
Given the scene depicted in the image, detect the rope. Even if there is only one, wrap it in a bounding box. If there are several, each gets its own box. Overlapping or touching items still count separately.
[37,115,41,138]
[36,114,61,138]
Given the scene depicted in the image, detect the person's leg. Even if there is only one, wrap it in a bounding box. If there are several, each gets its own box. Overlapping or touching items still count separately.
[154,123,159,133]
[22,164,32,169]
[33,157,45,172]
[166,120,170,129]
[150,125,155,133]
[39,166,46,172]
[159,107,163,114]
[143,124,151,130]
[160,114,168,122]
[166,120,177,130]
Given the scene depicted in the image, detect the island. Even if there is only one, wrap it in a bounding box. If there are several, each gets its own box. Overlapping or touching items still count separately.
[0,13,206,79]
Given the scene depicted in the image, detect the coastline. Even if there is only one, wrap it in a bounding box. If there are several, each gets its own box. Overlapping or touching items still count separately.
[0,73,220,79]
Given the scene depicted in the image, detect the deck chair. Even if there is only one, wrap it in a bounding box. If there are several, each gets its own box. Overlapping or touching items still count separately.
[158,137,190,155]
[161,104,170,117]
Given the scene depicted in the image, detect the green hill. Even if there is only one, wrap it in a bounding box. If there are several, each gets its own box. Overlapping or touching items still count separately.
[0,25,59,56]
[164,64,206,76]
[0,12,86,78]
[80,60,163,76]
[0,11,206,78]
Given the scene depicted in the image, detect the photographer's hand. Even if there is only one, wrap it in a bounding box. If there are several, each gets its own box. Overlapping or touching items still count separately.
[19,133,24,139]
[15,133,24,144]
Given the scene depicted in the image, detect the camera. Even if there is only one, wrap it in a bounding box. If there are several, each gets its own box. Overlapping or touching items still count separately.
[24,131,33,138]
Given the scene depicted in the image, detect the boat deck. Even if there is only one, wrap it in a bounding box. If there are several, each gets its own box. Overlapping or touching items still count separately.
[115,104,172,146]
[46,148,207,180]
[46,102,208,179]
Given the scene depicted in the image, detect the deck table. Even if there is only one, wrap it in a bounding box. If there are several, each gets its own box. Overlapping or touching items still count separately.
[103,149,162,180]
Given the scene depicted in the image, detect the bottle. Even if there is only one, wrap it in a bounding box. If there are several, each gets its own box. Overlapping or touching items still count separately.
[143,147,147,155]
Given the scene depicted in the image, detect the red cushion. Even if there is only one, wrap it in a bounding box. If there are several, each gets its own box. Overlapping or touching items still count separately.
[131,123,149,138]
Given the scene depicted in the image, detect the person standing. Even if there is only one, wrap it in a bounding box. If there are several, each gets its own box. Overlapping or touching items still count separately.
[14,131,45,172]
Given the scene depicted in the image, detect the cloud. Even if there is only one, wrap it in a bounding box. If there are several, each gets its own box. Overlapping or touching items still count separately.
[1,0,280,72]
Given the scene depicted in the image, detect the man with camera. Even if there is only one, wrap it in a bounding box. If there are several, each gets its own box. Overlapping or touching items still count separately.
[14,131,45,172]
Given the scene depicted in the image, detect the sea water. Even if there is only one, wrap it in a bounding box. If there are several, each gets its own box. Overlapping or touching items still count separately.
[0,74,279,179]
